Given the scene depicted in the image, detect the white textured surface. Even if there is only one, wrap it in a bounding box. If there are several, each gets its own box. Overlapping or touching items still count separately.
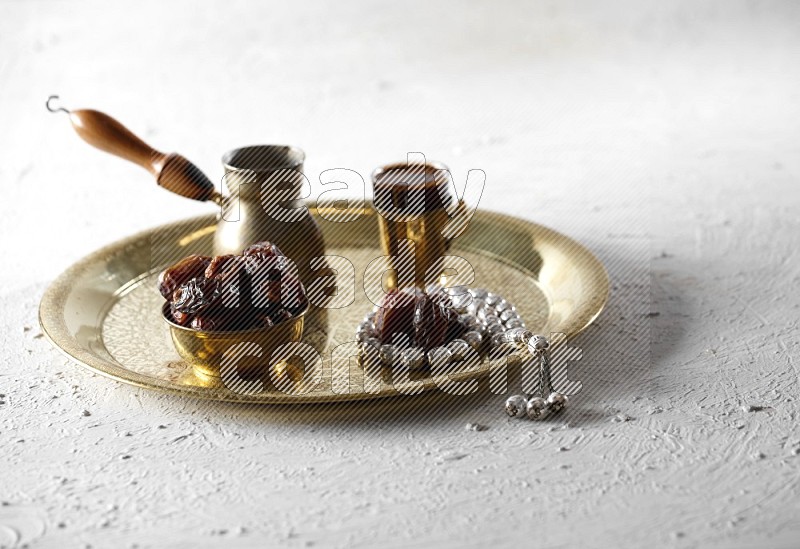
[2,1,800,547]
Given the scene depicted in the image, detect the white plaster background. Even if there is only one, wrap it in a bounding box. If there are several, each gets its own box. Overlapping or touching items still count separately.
[1,1,799,547]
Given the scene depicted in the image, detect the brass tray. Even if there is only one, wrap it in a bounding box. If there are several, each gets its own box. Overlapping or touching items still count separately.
[39,206,608,404]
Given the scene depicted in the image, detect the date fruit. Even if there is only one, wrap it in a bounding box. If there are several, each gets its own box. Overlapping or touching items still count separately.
[374,288,462,351]
[172,277,220,314]
[243,241,283,258]
[159,241,307,331]
[157,254,210,299]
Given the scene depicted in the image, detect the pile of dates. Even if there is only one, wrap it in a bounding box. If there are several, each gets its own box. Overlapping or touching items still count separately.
[373,287,465,351]
[158,241,307,331]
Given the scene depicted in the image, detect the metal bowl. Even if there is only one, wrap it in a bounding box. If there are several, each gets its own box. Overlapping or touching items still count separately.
[162,302,308,382]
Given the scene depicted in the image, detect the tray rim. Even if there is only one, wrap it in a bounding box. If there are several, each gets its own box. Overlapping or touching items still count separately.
[39,206,610,404]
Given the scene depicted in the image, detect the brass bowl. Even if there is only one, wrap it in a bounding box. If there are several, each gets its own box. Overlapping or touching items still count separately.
[162,303,308,382]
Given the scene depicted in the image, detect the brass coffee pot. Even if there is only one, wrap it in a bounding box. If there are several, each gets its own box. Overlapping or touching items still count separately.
[46,96,326,287]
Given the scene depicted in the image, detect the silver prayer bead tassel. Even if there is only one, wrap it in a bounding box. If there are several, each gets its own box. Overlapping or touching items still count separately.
[450,293,471,313]
[400,347,425,370]
[444,285,468,296]
[447,339,470,361]
[462,331,483,351]
[527,334,549,355]
[483,313,501,325]
[494,331,515,346]
[469,288,488,300]
[467,298,486,316]
[526,397,548,420]
[353,287,562,421]
[487,322,505,336]
[505,318,525,329]
[445,286,471,312]
[490,334,517,355]
[499,309,519,323]
[546,392,568,413]
[491,333,506,348]
[505,327,533,347]
[458,313,480,332]
[358,320,375,336]
[380,344,397,367]
[505,395,528,418]
[428,347,454,368]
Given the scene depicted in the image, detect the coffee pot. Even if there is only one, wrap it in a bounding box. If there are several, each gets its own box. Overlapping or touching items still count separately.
[46,96,326,287]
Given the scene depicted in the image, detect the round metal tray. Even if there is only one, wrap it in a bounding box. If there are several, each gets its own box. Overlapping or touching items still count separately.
[39,206,608,404]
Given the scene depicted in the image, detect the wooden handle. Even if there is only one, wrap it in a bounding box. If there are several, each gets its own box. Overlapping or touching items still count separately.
[68,109,167,175]
[63,108,219,202]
